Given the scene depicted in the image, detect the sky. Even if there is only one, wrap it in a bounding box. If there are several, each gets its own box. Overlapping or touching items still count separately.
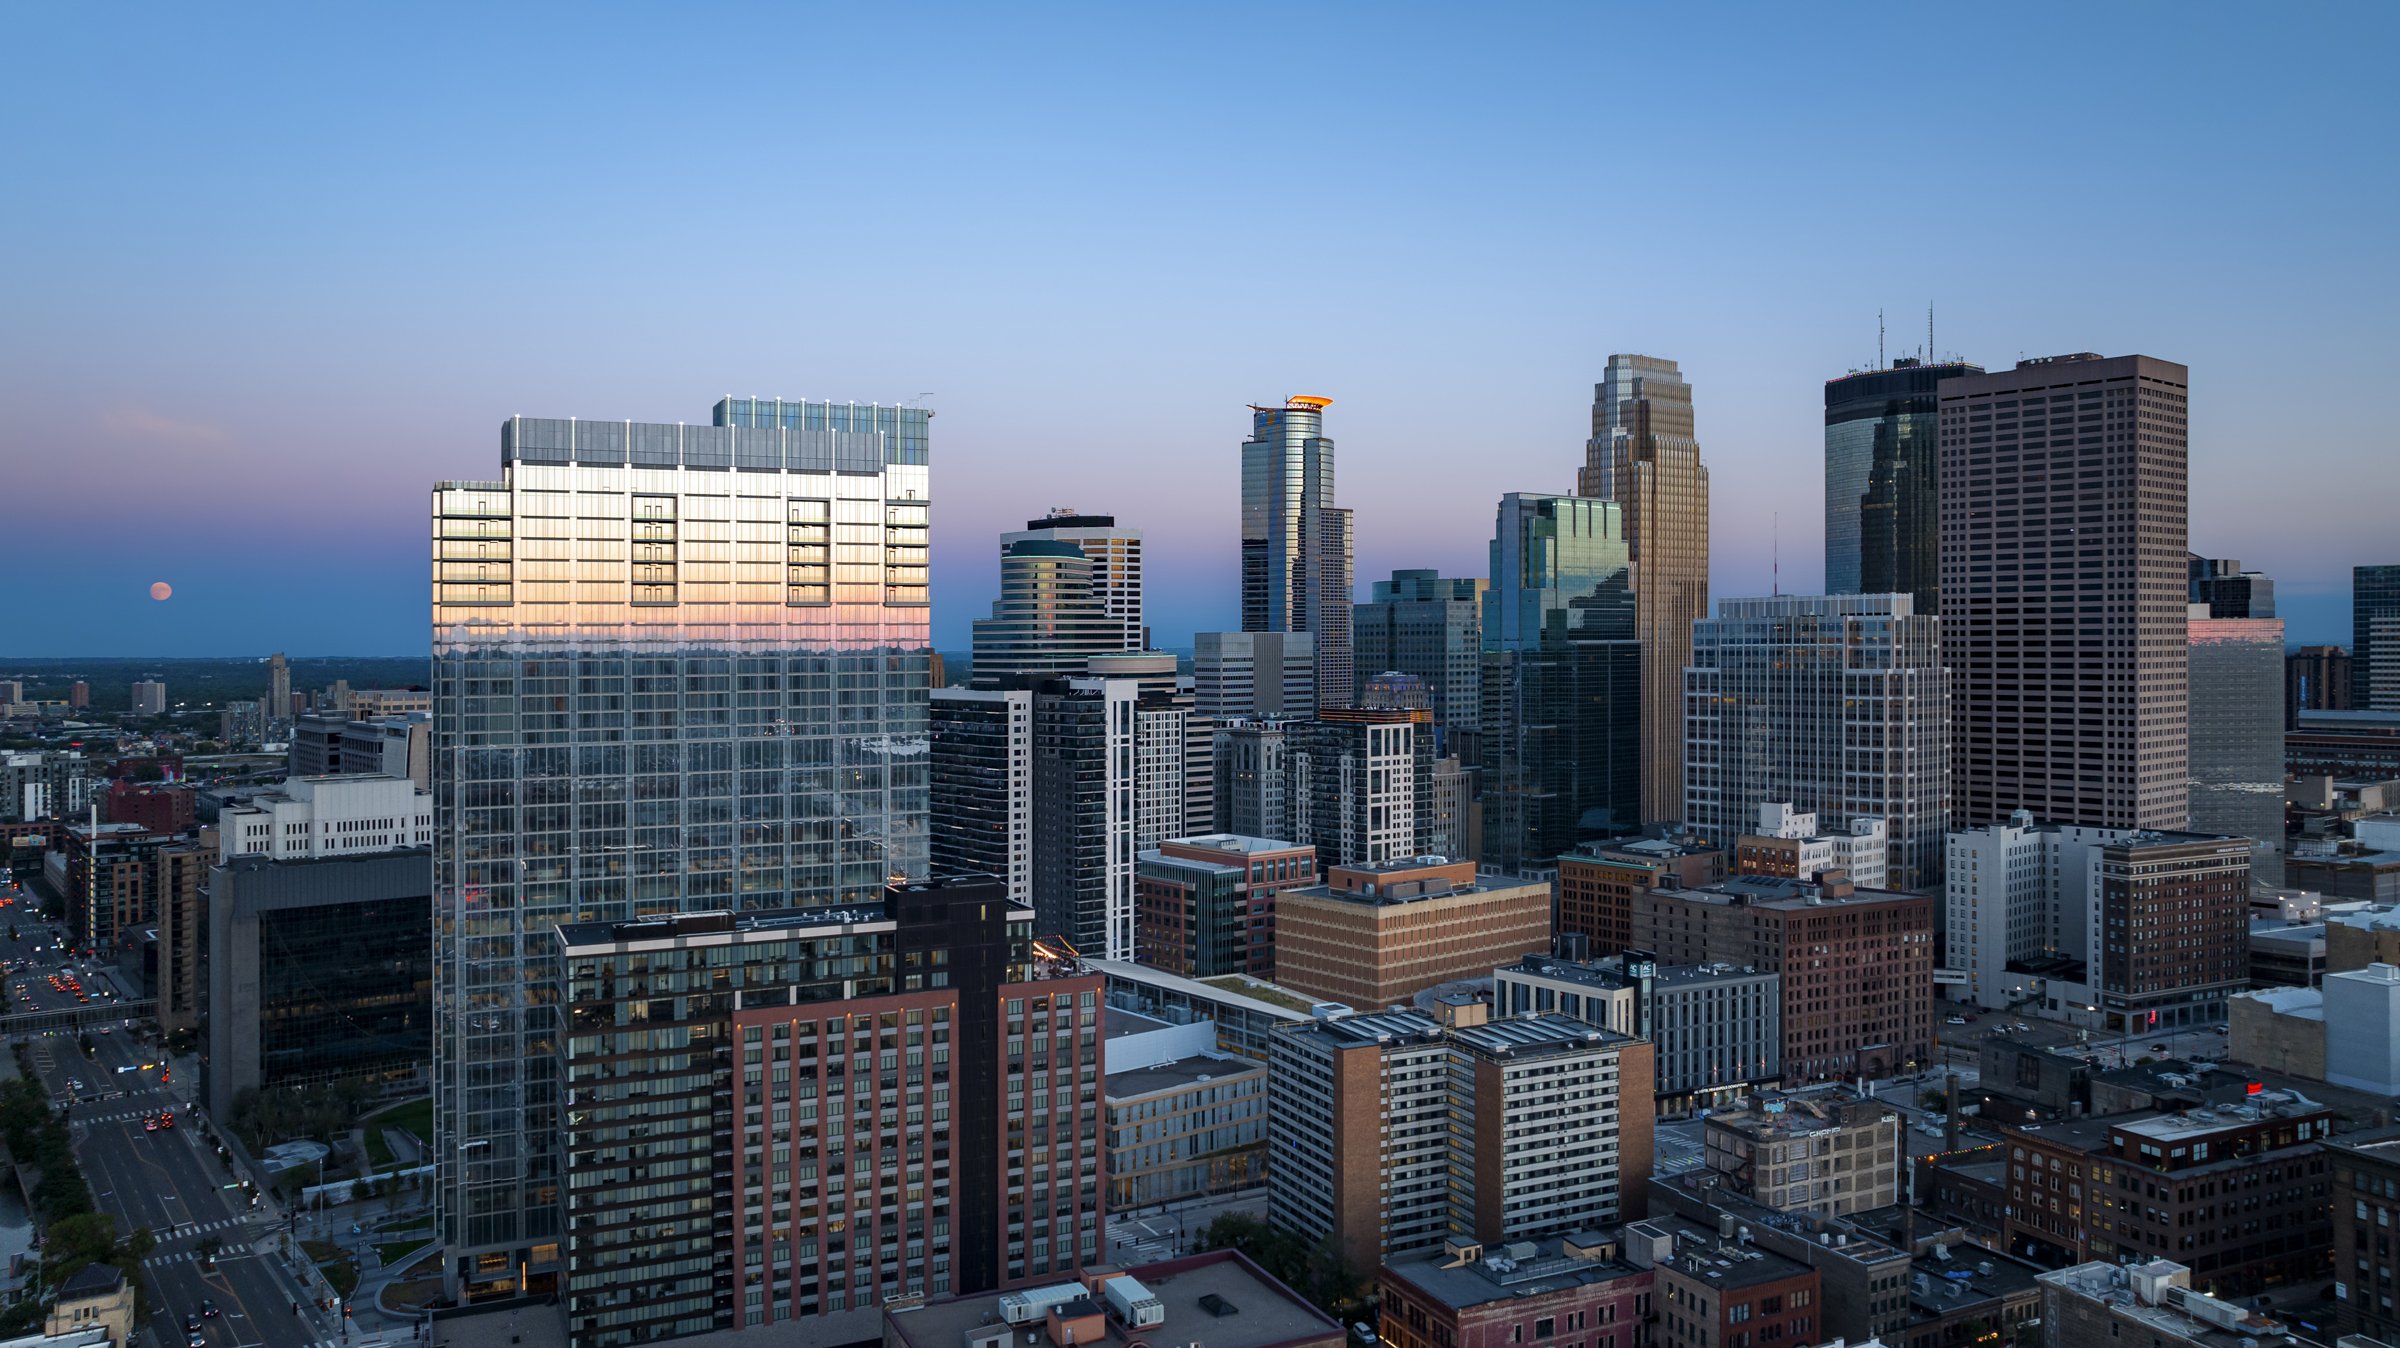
[2,3,2394,657]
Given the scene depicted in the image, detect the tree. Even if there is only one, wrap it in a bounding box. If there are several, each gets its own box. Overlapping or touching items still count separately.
[1192,1215,1365,1321]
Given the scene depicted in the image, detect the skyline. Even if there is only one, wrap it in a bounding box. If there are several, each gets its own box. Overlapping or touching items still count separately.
[5,4,2395,656]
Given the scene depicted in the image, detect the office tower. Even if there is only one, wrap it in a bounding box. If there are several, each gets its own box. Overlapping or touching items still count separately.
[2357,565,2400,708]
[1577,355,1710,823]
[971,538,1121,678]
[1352,570,1485,748]
[267,651,290,720]
[428,398,931,1300]
[1938,354,2189,830]
[1004,509,1144,650]
[206,775,434,1117]
[2188,598,2285,883]
[2187,554,2275,618]
[2287,644,2352,727]
[1240,396,1353,711]
[1634,873,1934,1082]
[1823,358,1983,610]
[1032,673,1137,959]
[1134,833,1317,980]
[553,879,1104,1347]
[1479,493,1640,871]
[1684,593,1950,889]
[929,687,1034,899]
[1267,1008,1653,1270]
[1495,952,1780,1118]
[1272,857,1551,1010]
[1213,718,1289,838]
[130,680,166,716]
[1193,630,1315,720]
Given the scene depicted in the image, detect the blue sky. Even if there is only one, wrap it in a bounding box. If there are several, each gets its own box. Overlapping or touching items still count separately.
[2,3,2393,655]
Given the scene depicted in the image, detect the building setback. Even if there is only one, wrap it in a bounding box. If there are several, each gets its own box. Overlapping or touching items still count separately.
[1938,353,2190,831]
[553,879,1103,1348]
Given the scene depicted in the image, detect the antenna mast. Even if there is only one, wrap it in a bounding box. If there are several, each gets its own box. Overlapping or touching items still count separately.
[1773,511,1781,597]
[1878,310,1885,368]
[1928,304,1935,363]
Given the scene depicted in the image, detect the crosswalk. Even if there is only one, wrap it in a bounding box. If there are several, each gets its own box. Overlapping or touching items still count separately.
[71,1106,175,1128]
[142,1218,257,1264]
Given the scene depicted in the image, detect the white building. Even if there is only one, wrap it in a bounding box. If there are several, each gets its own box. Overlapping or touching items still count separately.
[2326,962,2400,1094]
[1942,810,2123,1012]
[1194,630,1316,721]
[216,773,431,861]
[1749,802,1889,890]
[1002,509,1145,652]
[130,680,167,716]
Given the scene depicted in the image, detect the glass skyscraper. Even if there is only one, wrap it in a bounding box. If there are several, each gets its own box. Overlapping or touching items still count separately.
[1479,493,1640,872]
[970,538,1122,677]
[1824,359,1982,611]
[1576,356,1709,825]
[1241,396,1353,711]
[2358,564,2400,711]
[1352,569,1486,751]
[429,398,931,1298]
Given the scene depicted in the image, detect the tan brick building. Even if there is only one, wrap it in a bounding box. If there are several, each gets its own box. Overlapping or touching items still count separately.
[1274,858,1550,1010]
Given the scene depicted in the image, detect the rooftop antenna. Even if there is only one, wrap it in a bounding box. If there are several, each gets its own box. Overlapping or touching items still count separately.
[1878,309,1885,369]
[1773,511,1781,597]
[1928,304,1935,364]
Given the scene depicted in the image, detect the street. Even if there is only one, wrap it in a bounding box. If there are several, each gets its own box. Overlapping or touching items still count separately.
[1104,1187,1267,1263]
[1,887,346,1348]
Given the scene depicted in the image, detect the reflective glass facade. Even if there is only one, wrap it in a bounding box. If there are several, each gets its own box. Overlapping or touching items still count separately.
[2358,564,2400,711]
[1824,360,1981,611]
[1240,399,1353,711]
[969,540,1121,677]
[1480,494,1640,871]
[430,400,930,1294]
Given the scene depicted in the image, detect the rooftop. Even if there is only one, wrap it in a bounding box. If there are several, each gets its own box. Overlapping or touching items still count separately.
[2235,986,2324,1018]
[1572,835,1721,863]
[1088,959,1329,1021]
[1105,1053,1264,1101]
[1645,1218,1818,1292]
[1902,1243,2042,1320]
[1383,1236,1646,1312]
[1448,1015,1633,1059]
[1160,833,1306,857]
[1656,874,1924,911]
[1500,953,1772,989]
[885,1251,1339,1348]
[2037,1260,2288,1348]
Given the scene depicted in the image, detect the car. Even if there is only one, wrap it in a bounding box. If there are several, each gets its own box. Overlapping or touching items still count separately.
[200,1301,219,1318]
[64,1079,80,1091]
[188,1336,206,1348]
[158,1113,175,1130]
[97,1027,108,1036]
[145,1117,159,1132]
[183,1318,200,1333]
[2212,1024,2229,1034]
[1945,1015,1968,1025]
[2149,1043,2169,1053]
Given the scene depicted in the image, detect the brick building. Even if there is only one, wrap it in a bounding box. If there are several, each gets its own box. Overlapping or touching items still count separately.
[1638,1218,1823,1348]
[1634,873,1934,1082]
[1132,834,1315,980]
[1272,858,1549,1011]
[2329,1131,2400,1342]
[103,780,195,835]
[1380,1234,1652,1348]
[2001,1091,2333,1296]
[1555,835,1723,953]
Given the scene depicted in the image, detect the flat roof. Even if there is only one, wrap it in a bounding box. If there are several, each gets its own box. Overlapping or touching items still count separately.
[886,1251,1339,1348]
[1105,1053,1264,1101]
[1384,1238,1643,1311]
[1449,1015,1632,1058]
[1088,959,1327,1021]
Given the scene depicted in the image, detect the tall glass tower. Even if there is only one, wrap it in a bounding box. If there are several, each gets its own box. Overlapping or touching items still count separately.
[1241,396,1353,711]
[429,398,931,1299]
[1824,358,1982,611]
[970,539,1122,677]
[1578,356,1710,825]
[1480,493,1640,872]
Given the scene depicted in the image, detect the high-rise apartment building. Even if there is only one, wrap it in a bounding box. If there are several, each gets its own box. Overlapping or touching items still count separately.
[130,680,166,716]
[1268,1008,1653,1272]
[1480,493,1641,872]
[428,398,931,1299]
[929,687,1034,900]
[1032,674,1136,959]
[1003,509,1144,649]
[971,539,1122,678]
[1352,570,1485,748]
[1684,593,1950,889]
[1938,354,2190,830]
[68,680,88,710]
[1494,953,1780,1117]
[553,879,1104,1348]
[1206,711,1430,868]
[2188,603,2285,883]
[2361,564,2400,712]
[1241,397,1353,712]
[1578,356,1710,824]
[1193,631,1316,721]
[1824,359,1983,612]
[2287,644,2352,727]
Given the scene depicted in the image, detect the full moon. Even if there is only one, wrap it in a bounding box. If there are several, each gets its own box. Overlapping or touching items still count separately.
[149,581,173,601]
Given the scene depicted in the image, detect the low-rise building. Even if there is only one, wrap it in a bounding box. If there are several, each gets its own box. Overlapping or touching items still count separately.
[1266,1009,1653,1273]
[1379,1233,1653,1348]
[1273,858,1549,1011]
[1091,959,1334,1063]
[2001,1092,2334,1296]
[2227,986,2327,1079]
[1132,834,1315,981]
[1971,1037,2093,1125]
[44,1264,133,1346]
[1638,1217,1824,1348]
[1492,953,1779,1117]
[1102,1053,1267,1210]
[1554,836,1724,953]
[2035,1259,2296,1348]
[882,1251,1342,1348]
[1647,1172,1915,1344]
[1702,1093,1901,1218]
[2330,1131,2400,1344]
[2249,918,2327,987]
[1736,803,1889,891]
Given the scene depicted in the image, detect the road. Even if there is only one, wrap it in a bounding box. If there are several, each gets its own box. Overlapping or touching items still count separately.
[0,887,347,1348]
[1105,1187,1267,1263]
